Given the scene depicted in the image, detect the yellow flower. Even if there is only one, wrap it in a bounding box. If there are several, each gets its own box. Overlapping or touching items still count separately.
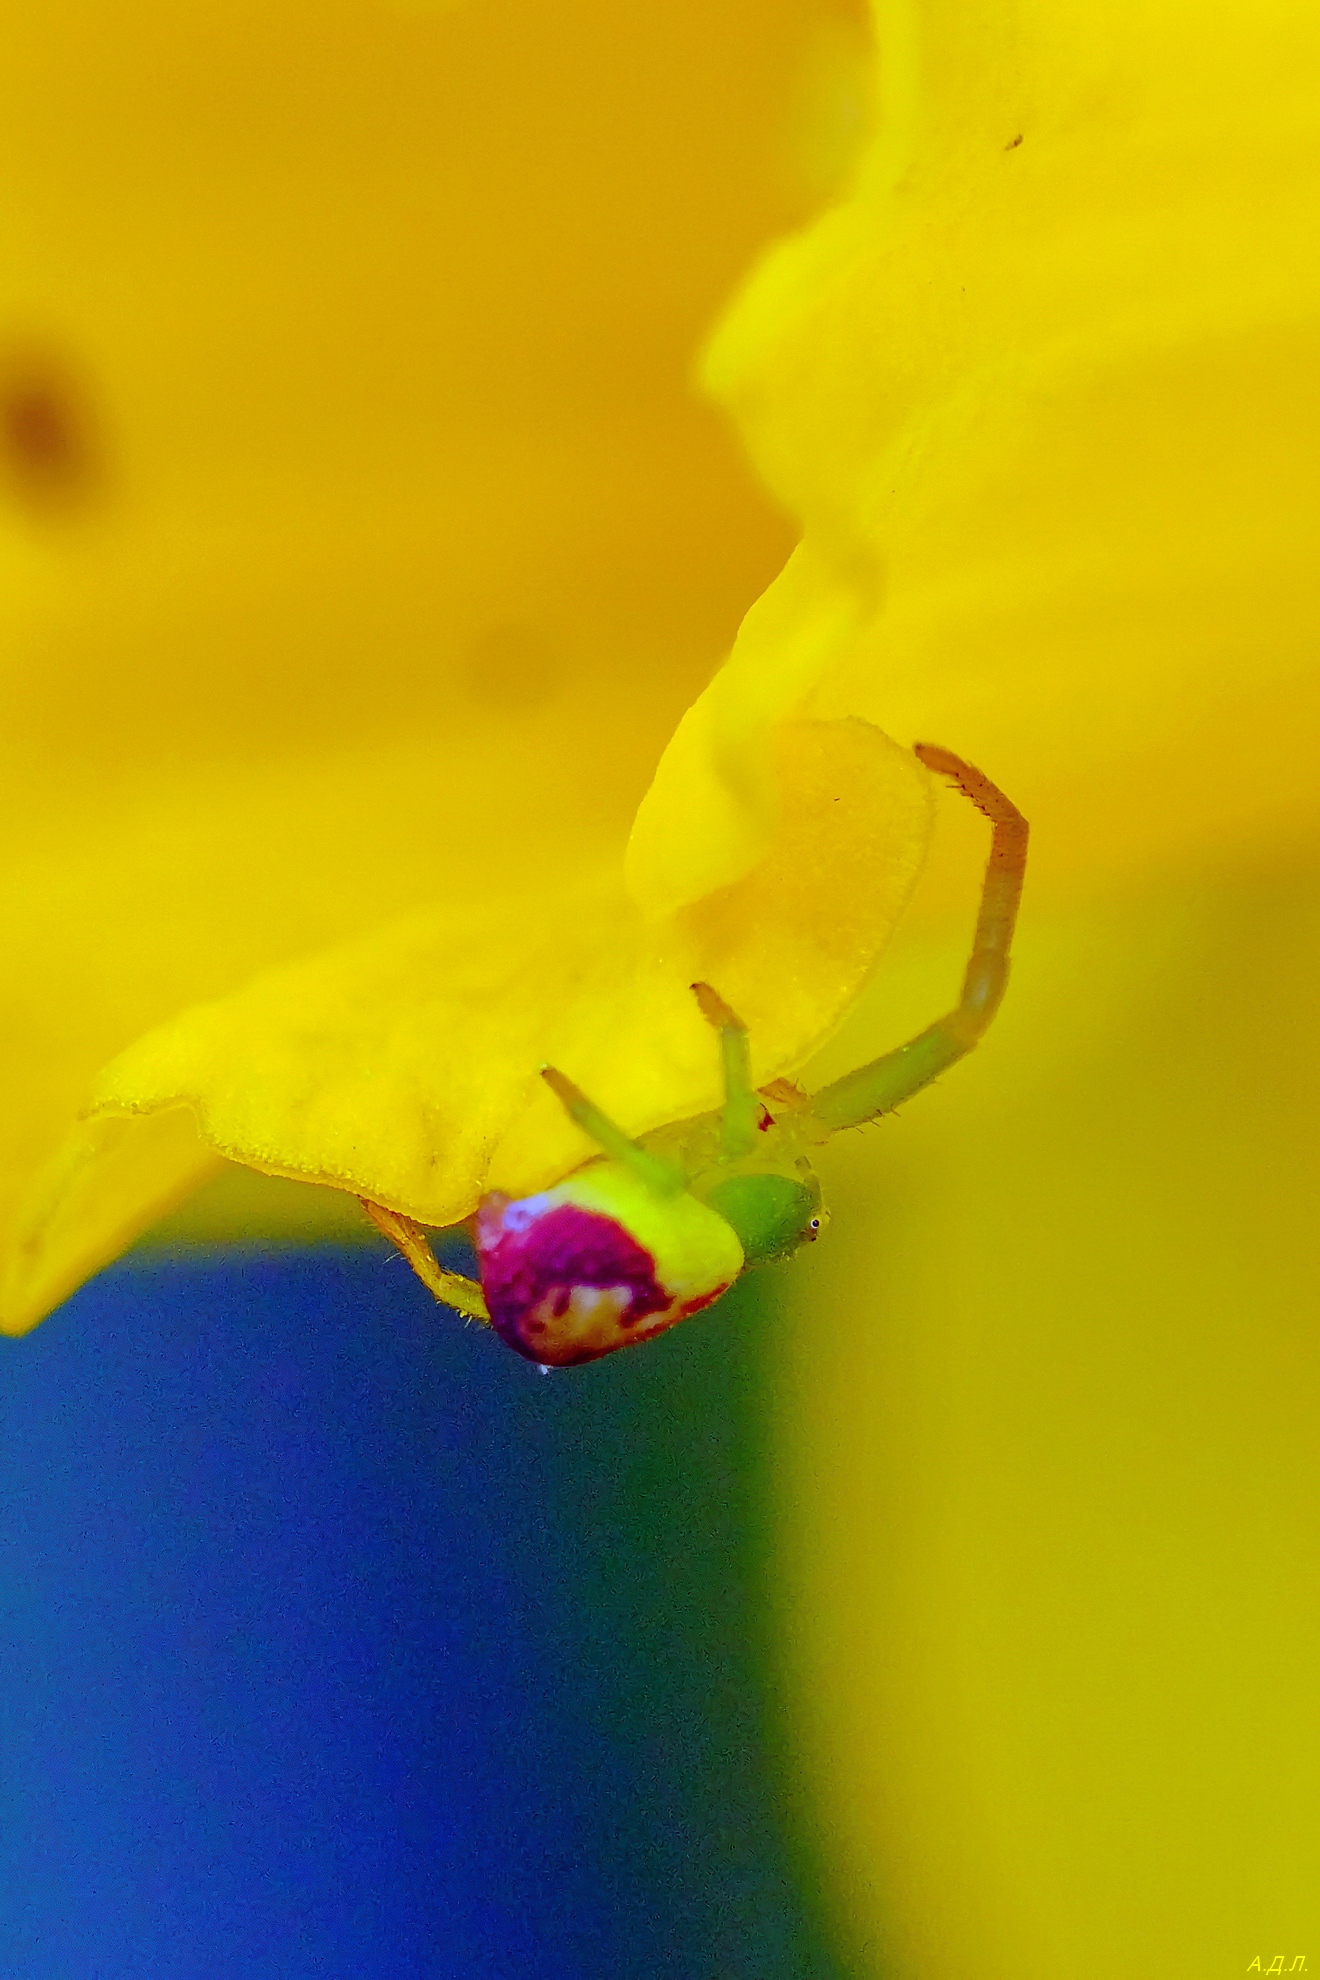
[6,1,1319,1972]
[0,1,929,1332]
[690,0,1320,1972]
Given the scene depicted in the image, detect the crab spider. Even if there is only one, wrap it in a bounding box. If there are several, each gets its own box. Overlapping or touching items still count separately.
[363,744,1028,1367]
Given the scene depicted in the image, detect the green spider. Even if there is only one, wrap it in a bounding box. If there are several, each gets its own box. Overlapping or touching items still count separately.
[364,744,1027,1366]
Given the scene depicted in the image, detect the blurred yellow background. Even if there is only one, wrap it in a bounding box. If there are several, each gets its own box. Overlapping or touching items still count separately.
[784,831,1320,1976]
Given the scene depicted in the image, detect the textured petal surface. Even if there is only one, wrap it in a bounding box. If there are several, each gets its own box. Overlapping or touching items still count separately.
[702,0,1320,889]
[0,0,877,1322]
[2,719,928,1332]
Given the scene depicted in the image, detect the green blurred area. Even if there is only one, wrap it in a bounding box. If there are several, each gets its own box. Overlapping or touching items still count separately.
[142,1163,382,1246]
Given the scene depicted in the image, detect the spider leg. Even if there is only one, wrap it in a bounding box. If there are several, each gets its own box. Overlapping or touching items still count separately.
[539,1066,683,1192]
[360,1198,490,1322]
[809,745,1029,1132]
[691,981,760,1158]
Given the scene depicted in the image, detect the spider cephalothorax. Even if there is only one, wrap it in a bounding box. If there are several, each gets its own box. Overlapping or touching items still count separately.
[362,744,1027,1367]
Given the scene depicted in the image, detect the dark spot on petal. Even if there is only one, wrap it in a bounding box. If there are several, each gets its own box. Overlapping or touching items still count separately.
[0,346,104,513]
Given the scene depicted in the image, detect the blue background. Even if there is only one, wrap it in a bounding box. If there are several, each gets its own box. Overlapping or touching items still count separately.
[0,1244,846,1978]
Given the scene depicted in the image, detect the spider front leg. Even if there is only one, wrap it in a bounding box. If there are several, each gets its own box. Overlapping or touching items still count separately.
[809,744,1029,1131]
[690,981,761,1158]
[360,1198,490,1322]
[537,1066,684,1193]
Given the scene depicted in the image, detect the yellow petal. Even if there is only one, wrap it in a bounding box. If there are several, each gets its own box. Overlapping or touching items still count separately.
[2,717,930,1334]
[702,0,1320,889]
[625,540,870,914]
[0,0,840,1308]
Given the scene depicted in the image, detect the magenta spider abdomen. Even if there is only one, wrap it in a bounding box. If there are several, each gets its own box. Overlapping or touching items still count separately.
[476,1161,745,1366]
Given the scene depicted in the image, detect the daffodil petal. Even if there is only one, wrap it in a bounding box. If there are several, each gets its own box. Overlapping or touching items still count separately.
[698,0,1320,882]
[0,1111,222,1338]
[625,541,869,914]
[2,717,929,1334]
[0,0,820,1321]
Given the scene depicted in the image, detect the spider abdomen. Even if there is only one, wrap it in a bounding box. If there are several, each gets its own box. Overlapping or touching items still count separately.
[476,1161,744,1366]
